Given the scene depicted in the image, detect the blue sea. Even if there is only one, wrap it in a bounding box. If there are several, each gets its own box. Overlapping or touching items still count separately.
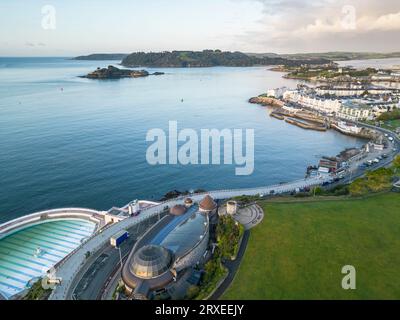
[0,57,365,222]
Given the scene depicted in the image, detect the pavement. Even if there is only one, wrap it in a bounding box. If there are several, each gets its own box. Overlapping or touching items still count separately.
[50,174,332,300]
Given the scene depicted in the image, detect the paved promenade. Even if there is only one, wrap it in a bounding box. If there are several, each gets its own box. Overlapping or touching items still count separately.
[49,175,330,300]
[32,123,400,300]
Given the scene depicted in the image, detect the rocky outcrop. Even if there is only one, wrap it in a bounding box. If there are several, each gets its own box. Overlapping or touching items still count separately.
[83,66,164,79]
[248,96,285,108]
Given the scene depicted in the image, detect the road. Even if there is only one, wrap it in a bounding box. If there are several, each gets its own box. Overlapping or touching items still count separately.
[334,124,400,186]
[49,175,333,300]
[68,216,160,300]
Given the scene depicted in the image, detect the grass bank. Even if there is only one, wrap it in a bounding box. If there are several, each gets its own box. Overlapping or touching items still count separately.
[223,192,400,299]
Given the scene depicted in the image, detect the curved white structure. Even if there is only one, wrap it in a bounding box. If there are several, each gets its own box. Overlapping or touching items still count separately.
[48,175,331,300]
[0,211,102,299]
[0,208,104,239]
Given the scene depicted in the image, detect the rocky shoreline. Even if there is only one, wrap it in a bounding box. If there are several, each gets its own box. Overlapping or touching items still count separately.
[82,65,164,79]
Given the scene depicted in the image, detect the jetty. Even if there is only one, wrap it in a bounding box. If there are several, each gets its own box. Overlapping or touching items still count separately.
[284,117,327,131]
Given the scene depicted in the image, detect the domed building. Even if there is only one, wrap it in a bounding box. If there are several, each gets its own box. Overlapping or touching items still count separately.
[199,195,217,213]
[131,245,173,279]
[122,245,174,299]
[184,197,194,208]
[121,203,210,300]
[169,204,186,216]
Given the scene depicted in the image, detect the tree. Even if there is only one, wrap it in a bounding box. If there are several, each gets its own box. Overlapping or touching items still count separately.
[24,279,51,300]
[313,186,324,196]
[186,285,200,299]
[393,155,400,172]
[349,167,394,196]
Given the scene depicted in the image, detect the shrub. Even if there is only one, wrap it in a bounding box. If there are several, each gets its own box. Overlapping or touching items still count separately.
[24,279,51,300]
[186,285,200,299]
[349,167,394,196]
[378,109,400,121]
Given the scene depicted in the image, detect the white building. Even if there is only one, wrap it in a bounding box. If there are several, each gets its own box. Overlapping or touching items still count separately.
[334,121,363,135]
[315,87,394,97]
[284,89,399,121]
[337,102,372,121]
[283,91,342,115]
[267,87,289,99]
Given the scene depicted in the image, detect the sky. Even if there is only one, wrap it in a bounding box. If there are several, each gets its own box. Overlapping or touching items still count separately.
[0,0,400,56]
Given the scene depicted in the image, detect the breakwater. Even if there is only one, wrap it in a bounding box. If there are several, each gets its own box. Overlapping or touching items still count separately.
[284,117,327,131]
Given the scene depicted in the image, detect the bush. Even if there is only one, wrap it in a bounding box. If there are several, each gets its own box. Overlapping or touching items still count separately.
[349,167,394,196]
[394,155,400,172]
[332,185,350,196]
[186,285,200,299]
[378,109,400,121]
[24,279,51,300]
[312,187,324,196]
[294,192,312,198]
[216,215,244,260]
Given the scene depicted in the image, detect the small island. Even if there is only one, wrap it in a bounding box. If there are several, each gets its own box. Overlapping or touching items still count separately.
[82,65,164,79]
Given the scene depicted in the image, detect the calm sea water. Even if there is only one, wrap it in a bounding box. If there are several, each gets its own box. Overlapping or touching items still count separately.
[336,57,400,70]
[0,58,365,222]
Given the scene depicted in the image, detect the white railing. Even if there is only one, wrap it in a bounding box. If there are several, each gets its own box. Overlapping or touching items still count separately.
[0,208,104,235]
[48,175,331,300]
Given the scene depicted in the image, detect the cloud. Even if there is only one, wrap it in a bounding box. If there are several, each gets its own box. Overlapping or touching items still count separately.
[365,11,400,31]
[24,42,46,47]
[234,0,400,52]
[296,10,400,36]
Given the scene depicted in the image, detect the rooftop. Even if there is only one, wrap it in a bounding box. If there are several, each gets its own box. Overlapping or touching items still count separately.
[130,245,173,280]
[199,195,217,211]
[160,211,208,257]
[169,205,187,216]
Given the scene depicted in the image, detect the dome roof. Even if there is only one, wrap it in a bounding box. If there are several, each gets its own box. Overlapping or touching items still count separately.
[170,204,187,216]
[199,195,217,211]
[130,245,173,279]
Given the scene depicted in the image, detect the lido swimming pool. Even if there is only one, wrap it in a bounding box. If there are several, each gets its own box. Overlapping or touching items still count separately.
[0,219,96,299]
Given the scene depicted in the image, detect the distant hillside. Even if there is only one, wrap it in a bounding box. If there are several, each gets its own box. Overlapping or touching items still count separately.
[246,52,281,58]
[121,50,330,68]
[74,51,400,63]
[280,52,400,61]
[73,53,128,61]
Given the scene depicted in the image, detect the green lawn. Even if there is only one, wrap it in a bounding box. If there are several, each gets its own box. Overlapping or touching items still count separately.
[223,193,400,300]
[383,119,400,130]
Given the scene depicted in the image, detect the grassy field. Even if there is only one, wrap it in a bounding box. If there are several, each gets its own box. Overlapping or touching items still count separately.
[383,119,400,130]
[223,193,400,300]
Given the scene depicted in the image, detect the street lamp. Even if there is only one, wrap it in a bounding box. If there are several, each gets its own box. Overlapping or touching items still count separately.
[117,245,123,269]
